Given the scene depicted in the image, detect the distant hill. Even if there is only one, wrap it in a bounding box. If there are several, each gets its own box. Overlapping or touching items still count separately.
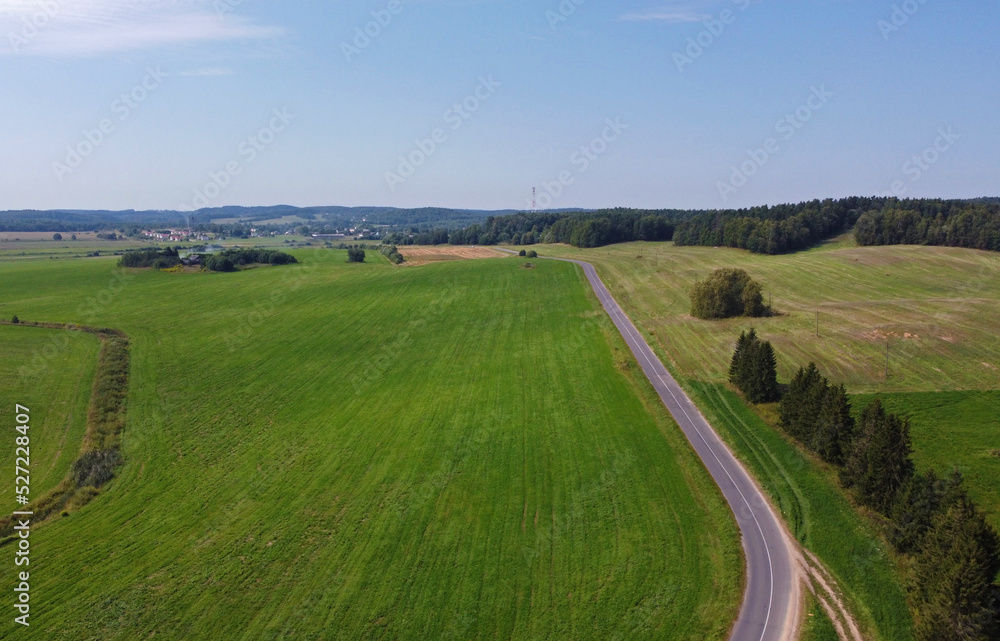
[0,206,588,232]
[0,209,188,232]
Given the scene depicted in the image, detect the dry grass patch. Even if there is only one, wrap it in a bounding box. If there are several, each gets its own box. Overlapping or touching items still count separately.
[398,245,507,266]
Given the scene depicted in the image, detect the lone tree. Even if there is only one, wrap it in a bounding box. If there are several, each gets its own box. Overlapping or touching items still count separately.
[53,233,63,241]
[691,268,769,319]
[347,248,366,263]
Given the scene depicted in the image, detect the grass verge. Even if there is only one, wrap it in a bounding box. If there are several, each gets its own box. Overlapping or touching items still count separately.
[684,381,914,640]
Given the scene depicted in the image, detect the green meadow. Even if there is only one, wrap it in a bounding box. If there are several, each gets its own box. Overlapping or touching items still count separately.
[0,325,99,499]
[853,390,1000,530]
[0,251,741,640]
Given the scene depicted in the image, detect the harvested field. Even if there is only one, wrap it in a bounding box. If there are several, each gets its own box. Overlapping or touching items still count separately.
[398,245,508,265]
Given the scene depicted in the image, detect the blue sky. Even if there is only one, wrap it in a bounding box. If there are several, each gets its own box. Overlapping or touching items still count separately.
[2,0,997,211]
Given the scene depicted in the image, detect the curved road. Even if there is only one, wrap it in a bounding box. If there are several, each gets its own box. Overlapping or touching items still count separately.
[504,250,800,641]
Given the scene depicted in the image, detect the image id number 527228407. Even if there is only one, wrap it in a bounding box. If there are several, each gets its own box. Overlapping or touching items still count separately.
[13,404,32,627]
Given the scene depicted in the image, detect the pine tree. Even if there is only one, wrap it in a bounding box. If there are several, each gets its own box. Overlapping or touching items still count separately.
[812,384,854,465]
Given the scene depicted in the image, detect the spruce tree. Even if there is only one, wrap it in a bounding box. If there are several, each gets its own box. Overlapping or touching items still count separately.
[750,340,781,404]
[841,400,914,515]
[729,331,750,388]
[812,384,854,465]
[731,329,758,395]
[912,496,1000,641]
[728,329,780,404]
[779,363,826,442]
[889,469,946,554]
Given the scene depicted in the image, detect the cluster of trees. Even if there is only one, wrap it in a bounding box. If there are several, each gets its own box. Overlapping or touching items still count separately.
[691,268,769,320]
[673,197,877,255]
[119,247,182,270]
[380,245,404,264]
[119,247,296,272]
[772,358,1000,639]
[854,200,1000,252]
[347,248,366,263]
[517,249,538,258]
[779,364,854,465]
[429,209,689,248]
[203,248,297,272]
[728,329,780,404]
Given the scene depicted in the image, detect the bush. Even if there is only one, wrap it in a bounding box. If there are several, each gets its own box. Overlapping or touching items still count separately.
[347,248,366,263]
[691,268,768,319]
[119,248,181,269]
[11,315,19,324]
[518,249,526,257]
[71,449,122,488]
[526,250,538,258]
[53,233,63,241]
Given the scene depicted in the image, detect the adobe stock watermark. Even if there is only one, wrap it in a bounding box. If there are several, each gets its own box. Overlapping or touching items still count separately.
[877,127,958,198]
[878,0,929,41]
[341,0,405,63]
[716,85,833,202]
[51,67,167,182]
[384,76,501,192]
[673,0,753,73]
[6,0,67,54]
[527,117,628,210]
[213,0,246,19]
[181,107,295,210]
[546,0,587,30]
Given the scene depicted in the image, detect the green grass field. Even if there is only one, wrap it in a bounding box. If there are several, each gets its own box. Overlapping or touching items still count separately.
[853,391,1000,530]
[541,237,1000,393]
[0,325,99,498]
[0,252,741,640]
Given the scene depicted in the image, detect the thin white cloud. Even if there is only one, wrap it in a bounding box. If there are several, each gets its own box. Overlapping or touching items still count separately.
[1,0,284,57]
[619,0,720,23]
[620,9,711,22]
[174,67,234,77]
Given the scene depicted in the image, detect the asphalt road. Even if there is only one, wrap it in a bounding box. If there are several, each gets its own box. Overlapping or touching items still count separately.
[512,251,799,641]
